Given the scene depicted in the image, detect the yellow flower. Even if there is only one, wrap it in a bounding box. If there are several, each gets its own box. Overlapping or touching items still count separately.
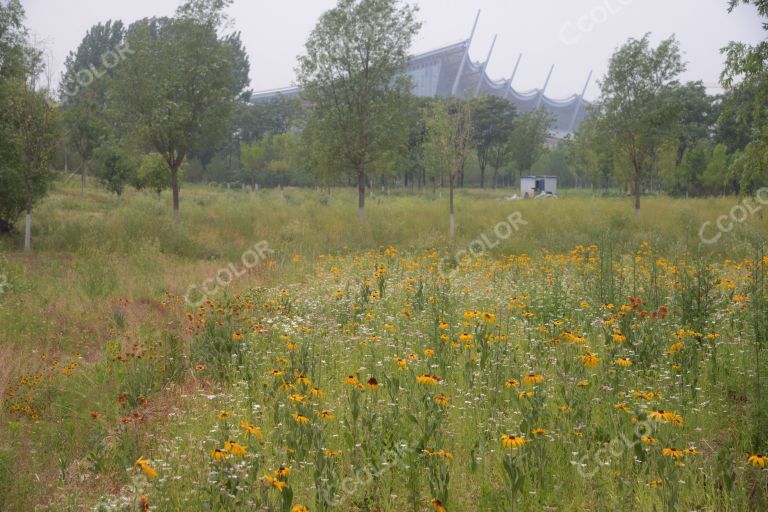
[579,352,599,367]
[225,440,248,456]
[292,412,311,424]
[501,434,528,449]
[523,373,544,386]
[435,395,449,406]
[431,498,447,512]
[292,505,309,512]
[416,374,441,385]
[662,447,683,459]
[211,448,229,461]
[424,348,435,357]
[395,358,408,368]
[576,380,589,387]
[288,394,307,403]
[459,333,473,342]
[650,410,683,426]
[232,332,243,341]
[316,410,334,420]
[274,466,291,478]
[323,448,342,458]
[642,436,657,444]
[264,474,288,491]
[310,387,324,397]
[648,479,664,488]
[135,457,158,480]
[748,454,767,468]
[518,390,534,399]
[531,428,548,436]
[217,410,232,420]
[241,420,263,438]
[505,379,520,388]
[438,322,449,330]
[615,357,632,367]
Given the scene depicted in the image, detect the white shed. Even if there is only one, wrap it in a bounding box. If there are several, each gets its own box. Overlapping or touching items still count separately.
[521,175,558,199]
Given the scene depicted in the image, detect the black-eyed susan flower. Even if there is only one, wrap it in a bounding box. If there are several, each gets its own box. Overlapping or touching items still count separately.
[310,387,324,397]
[524,373,544,386]
[435,395,449,406]
[241,420,263,438]
[225,440,247,456]
[135,457,158,480]
[642,436,657,444]
[650,410,683,426]
[416,374,441,385]
[748,454,767,468]
[431,498,447,512]
[211,448,229,461]
[367,377,379,390]
[316,410,334,420]
[662,447,683,459]
[323,448,341,458]
[505,379,520,388]
[615,357,632,367]
[501,434,528,449]
[531,428,548,435]
[216,410,232,420]
[580,352,599,367]
[291,505,308,512]
[264,474,288,491]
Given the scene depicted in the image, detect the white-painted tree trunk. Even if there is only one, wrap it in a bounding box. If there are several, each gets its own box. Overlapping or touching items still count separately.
[24,211,31,252]
[450,213,455,241]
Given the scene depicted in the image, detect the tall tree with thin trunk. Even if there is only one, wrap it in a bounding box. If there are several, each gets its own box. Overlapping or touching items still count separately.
[298,0,420,221]
[424,98,472,240]
[470,95,516,188]
[594,34,685,215]
[111,0,238,222]
[0,1,59,248]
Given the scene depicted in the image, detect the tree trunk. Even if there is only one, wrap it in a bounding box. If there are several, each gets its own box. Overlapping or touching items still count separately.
[633,169,641,217]
[492,167,498,190]
[80,162,87,196]
[357,168,365,222]
[171,165,180,223]
[449,175,455,241]
[480,164,485,189]
[24,201,31,252]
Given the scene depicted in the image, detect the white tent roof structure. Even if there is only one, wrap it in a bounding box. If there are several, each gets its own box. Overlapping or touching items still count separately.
[251,11,592,138]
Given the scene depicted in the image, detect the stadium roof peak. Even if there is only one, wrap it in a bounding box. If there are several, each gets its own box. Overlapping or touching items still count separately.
[251,10,592,137]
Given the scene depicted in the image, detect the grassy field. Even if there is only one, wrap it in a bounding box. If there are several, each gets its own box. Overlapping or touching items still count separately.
[1,179,767,511]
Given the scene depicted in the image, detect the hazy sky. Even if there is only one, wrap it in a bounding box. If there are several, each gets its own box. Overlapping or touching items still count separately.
[22,0,765,101]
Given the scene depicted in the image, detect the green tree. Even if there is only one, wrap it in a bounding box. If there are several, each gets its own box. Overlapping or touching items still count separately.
[94,140,136,197]
[424,98,472,240]
[507,108,553,183]
[594,34,685,215]
[135,152,173,196]
[0,0,28,234]
[240,137,271,189]
[298,0,421,221]
[0,1,60,249]
[111,0,238,221]
[470,95,516,188]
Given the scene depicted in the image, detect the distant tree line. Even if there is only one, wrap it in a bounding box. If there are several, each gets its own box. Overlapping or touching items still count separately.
[1,0,767,239]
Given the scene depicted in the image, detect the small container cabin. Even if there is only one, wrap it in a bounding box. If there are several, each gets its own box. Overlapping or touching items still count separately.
[520,176,558,199]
